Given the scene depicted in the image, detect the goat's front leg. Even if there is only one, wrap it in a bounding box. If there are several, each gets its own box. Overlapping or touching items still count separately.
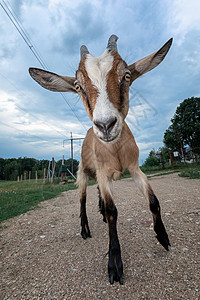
[76,161,91,239]
[130,167,170,251]
[98,174,123,284]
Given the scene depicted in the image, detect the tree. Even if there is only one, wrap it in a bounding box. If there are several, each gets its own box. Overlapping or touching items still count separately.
[4,160,19,180]
[143,149,159,167]
[164,97,200,154]
[0,158,6,180]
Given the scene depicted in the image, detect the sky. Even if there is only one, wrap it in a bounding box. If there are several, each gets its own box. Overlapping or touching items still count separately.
[0,0,200,165]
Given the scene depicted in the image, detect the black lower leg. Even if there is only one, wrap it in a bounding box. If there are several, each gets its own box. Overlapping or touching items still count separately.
[106,200,123,285]
[97,186,107,223]
[149,191,170,250]
[80,193,91,239]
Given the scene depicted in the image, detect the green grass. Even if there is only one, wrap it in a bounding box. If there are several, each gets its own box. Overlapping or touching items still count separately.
[0,180,77,222]
[178,167,200,179]
[140,163,178,174]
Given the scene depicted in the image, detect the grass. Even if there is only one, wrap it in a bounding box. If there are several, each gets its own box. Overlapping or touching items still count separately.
[0,180,77,222]
[178,167,200,179]
[140,162,180,174]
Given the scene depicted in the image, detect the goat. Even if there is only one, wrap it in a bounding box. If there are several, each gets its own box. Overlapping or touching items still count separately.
[29,35,172,285]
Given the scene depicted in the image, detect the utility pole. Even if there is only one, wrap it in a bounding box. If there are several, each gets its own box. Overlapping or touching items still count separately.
[63,133,85,176]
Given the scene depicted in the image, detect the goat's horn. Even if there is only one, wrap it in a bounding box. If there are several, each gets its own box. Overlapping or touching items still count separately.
[107,34,119,51]
[80,45,89,58]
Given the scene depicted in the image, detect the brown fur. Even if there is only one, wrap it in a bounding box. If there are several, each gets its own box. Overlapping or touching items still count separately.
[77,58,98,120]
[106,52,127,111]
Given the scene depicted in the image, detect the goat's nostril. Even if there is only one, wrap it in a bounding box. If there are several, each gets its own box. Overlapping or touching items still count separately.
[94,121,105,132]
[106,117,117,132]
[94,117,117,135]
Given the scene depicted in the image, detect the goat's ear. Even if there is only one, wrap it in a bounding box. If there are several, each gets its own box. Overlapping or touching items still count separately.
[128,38,173,84]
[29,68,77,93]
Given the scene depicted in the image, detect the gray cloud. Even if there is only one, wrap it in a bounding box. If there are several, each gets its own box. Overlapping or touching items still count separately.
[52,1,106,56]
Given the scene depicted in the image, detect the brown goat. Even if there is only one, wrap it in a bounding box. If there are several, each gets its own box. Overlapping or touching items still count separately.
[29,35,172,284]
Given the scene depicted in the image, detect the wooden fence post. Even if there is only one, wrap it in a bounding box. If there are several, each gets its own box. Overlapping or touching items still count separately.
[17,176,19,182]
[29,171,31,182]
[36,171,37,183]
[21,174,23,182]
[24,172,26,181]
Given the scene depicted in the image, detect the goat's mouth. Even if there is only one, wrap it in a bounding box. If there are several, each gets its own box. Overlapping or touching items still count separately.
[93,115,123,144]
[98,131,121,143]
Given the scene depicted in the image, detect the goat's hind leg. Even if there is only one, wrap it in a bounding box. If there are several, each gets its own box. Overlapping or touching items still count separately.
[130,167,170,251]
[80,188,91,239]
[148,188,170,250]
[76,162,91,239]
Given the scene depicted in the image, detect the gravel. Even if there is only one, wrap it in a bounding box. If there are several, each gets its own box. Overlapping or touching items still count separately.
[0,173,199,299]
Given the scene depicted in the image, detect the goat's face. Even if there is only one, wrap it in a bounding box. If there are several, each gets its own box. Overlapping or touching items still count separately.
[76,50,130,143]
[29,35,172,143]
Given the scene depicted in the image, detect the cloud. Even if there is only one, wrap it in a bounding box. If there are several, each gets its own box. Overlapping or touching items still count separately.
[166,0,200,45]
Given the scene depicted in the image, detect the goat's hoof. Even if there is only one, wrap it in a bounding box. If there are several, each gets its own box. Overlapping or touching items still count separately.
[109,269,123,285]
[81,226,91,239]
[81,232,91,239]
[109,273,123,285]
[108,251,123,284]
[156,233,170,251]
[154,219,171,251]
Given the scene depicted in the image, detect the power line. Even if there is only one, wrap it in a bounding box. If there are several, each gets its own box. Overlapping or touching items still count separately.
[0,0,88,133]
[0,0,47,69]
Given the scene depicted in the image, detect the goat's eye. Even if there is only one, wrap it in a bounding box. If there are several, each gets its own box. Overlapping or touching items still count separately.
[74,82,81,92]
[124,72,131,82]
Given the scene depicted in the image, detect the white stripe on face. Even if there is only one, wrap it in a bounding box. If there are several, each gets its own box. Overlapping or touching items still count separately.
[85,49,123,142]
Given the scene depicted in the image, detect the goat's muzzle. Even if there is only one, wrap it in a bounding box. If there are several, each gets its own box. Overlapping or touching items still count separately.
[93,117,120,142]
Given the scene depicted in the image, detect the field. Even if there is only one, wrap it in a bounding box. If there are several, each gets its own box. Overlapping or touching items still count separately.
[1,173,199,299]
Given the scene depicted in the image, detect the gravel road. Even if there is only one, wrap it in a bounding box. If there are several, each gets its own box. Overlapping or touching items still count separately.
[1,173,199,300]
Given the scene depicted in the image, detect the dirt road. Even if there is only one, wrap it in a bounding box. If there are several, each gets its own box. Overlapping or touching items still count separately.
[1,173,199,299]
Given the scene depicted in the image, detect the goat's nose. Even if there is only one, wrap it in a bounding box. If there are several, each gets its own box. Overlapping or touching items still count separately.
[94,117,117,135]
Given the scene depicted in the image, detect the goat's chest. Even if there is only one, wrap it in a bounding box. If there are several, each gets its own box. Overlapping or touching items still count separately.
[94,140,122,168]
[94,124,139,179]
